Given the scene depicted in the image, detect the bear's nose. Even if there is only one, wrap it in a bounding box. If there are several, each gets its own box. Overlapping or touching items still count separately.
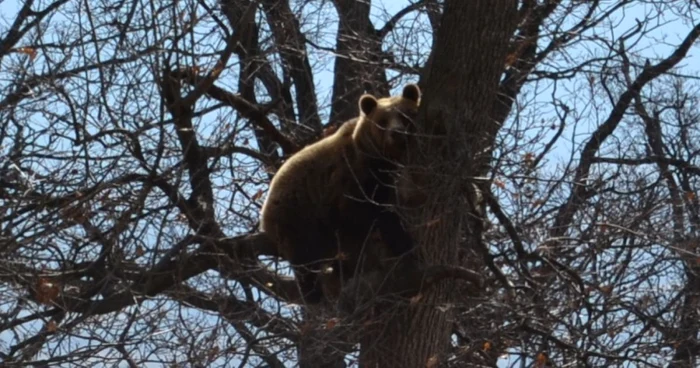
[386,117,404,131]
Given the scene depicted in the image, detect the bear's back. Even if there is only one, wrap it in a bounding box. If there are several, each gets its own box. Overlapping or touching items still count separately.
[260,120,360,233]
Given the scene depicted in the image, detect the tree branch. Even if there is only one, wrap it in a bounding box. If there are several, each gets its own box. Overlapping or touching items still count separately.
[260,0,322,131]
[329,0,389,122]
[170,68,298,154]
[551,22,700,238]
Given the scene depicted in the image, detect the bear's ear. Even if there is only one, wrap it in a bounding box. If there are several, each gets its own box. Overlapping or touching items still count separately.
[359,95,378,115]
[402,84,421,102]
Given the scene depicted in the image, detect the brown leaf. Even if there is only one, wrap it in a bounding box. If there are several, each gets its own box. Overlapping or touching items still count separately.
[299,322,312,335]
[535,352,548,367]
[207,345,219,359]
[424,218,441,227]
[325,318,339,329]
[47,320,57,332]
[35,278,60,305]
[600,285,613,296]
[252,189,264,201]
[587,74,595,86]
[504,52,518,67]
[211,61,224,77]
[426,355,439,368]
[61,203,89,224]
[17,47,37,61]
[523,152,535,167]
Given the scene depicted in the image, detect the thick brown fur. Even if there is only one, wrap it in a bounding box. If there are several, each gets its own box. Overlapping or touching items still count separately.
[260,84,421,304]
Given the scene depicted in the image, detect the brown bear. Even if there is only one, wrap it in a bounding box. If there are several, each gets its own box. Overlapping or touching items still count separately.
[260,84,421,304]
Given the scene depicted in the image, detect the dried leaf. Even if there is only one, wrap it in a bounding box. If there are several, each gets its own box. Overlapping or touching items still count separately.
[587,75,595,86]
[504,52,518,67]
[535,352,548,367]
[424,218,441,227]
[35,278,60,305]
[426,355,439,368]
[47,320,58,332]
[600,285,613,296]
[325,318,339,329]
[17,47,37,61]
[299,322,312,335]
[482,341,492,352]
[207,345,219,359]
[494,179,506,189]
[252,189,264,201]
[211,61,224,77]
[61,200,89,224]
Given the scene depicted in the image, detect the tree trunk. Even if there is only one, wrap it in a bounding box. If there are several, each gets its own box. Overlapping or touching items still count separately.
[329,0,390,123]
[358,1,518,366]
[667,265,700,368]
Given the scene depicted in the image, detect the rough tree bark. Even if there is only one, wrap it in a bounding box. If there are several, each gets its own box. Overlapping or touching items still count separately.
[330,0,390,123]
[358,1,518,366]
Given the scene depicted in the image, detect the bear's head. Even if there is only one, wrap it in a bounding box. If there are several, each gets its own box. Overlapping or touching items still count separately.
[352,84,421,161]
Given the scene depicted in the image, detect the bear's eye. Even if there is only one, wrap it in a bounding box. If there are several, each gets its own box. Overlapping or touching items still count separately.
[399,112,415,127]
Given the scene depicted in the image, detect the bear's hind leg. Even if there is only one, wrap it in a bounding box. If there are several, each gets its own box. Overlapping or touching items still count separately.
[377,210,415,258]
[285,227,336,305]
[294,267,324,304]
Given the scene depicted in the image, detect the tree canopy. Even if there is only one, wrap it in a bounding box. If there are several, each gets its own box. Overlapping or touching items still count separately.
[2,0,700,367]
